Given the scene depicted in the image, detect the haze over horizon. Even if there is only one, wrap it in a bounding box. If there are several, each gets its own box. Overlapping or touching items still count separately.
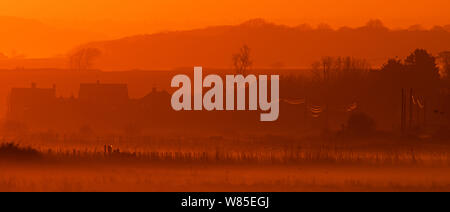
[2,0,450,58]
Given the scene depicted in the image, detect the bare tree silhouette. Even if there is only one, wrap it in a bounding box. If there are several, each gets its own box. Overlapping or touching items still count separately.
[69,48,101,71]
[311,56,333,83]
[233,45,252,75]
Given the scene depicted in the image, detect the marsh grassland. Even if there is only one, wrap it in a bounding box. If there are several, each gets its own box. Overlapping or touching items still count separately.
[1,135,449,192]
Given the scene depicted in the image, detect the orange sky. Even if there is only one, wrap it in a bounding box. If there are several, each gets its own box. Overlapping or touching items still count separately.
[1,0,450,57]
[2,0,450,33]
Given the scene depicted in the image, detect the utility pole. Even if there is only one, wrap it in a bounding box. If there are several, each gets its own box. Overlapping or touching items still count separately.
[401,89,405,135]
[423,99,427,128]
[409,88,413,130]
[325,63,331,131]
[417,97,420,128]
[304,97,308,129]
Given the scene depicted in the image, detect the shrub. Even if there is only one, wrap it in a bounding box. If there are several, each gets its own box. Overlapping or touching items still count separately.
[0,143,41,160]
[347,112,376,136]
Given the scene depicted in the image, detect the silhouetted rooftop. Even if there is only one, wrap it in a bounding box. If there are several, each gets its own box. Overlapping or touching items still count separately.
[10,83,56,104]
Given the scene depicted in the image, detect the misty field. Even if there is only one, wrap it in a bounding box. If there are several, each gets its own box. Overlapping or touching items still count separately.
[0,134,449,192]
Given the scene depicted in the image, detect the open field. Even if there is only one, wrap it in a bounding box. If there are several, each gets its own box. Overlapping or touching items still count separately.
[1,135,450,192]
[2,161,450,192]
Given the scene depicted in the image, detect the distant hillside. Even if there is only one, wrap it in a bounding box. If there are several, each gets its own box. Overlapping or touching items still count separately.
[80,19,450,71]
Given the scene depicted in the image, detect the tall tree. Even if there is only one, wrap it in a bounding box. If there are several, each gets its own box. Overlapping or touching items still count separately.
[405,49,439,79]
[404,49,440,91]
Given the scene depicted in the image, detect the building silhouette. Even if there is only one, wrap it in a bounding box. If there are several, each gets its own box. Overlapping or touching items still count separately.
[6,81,282,133]
[79,81,129,107]
[8,83,57,122]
